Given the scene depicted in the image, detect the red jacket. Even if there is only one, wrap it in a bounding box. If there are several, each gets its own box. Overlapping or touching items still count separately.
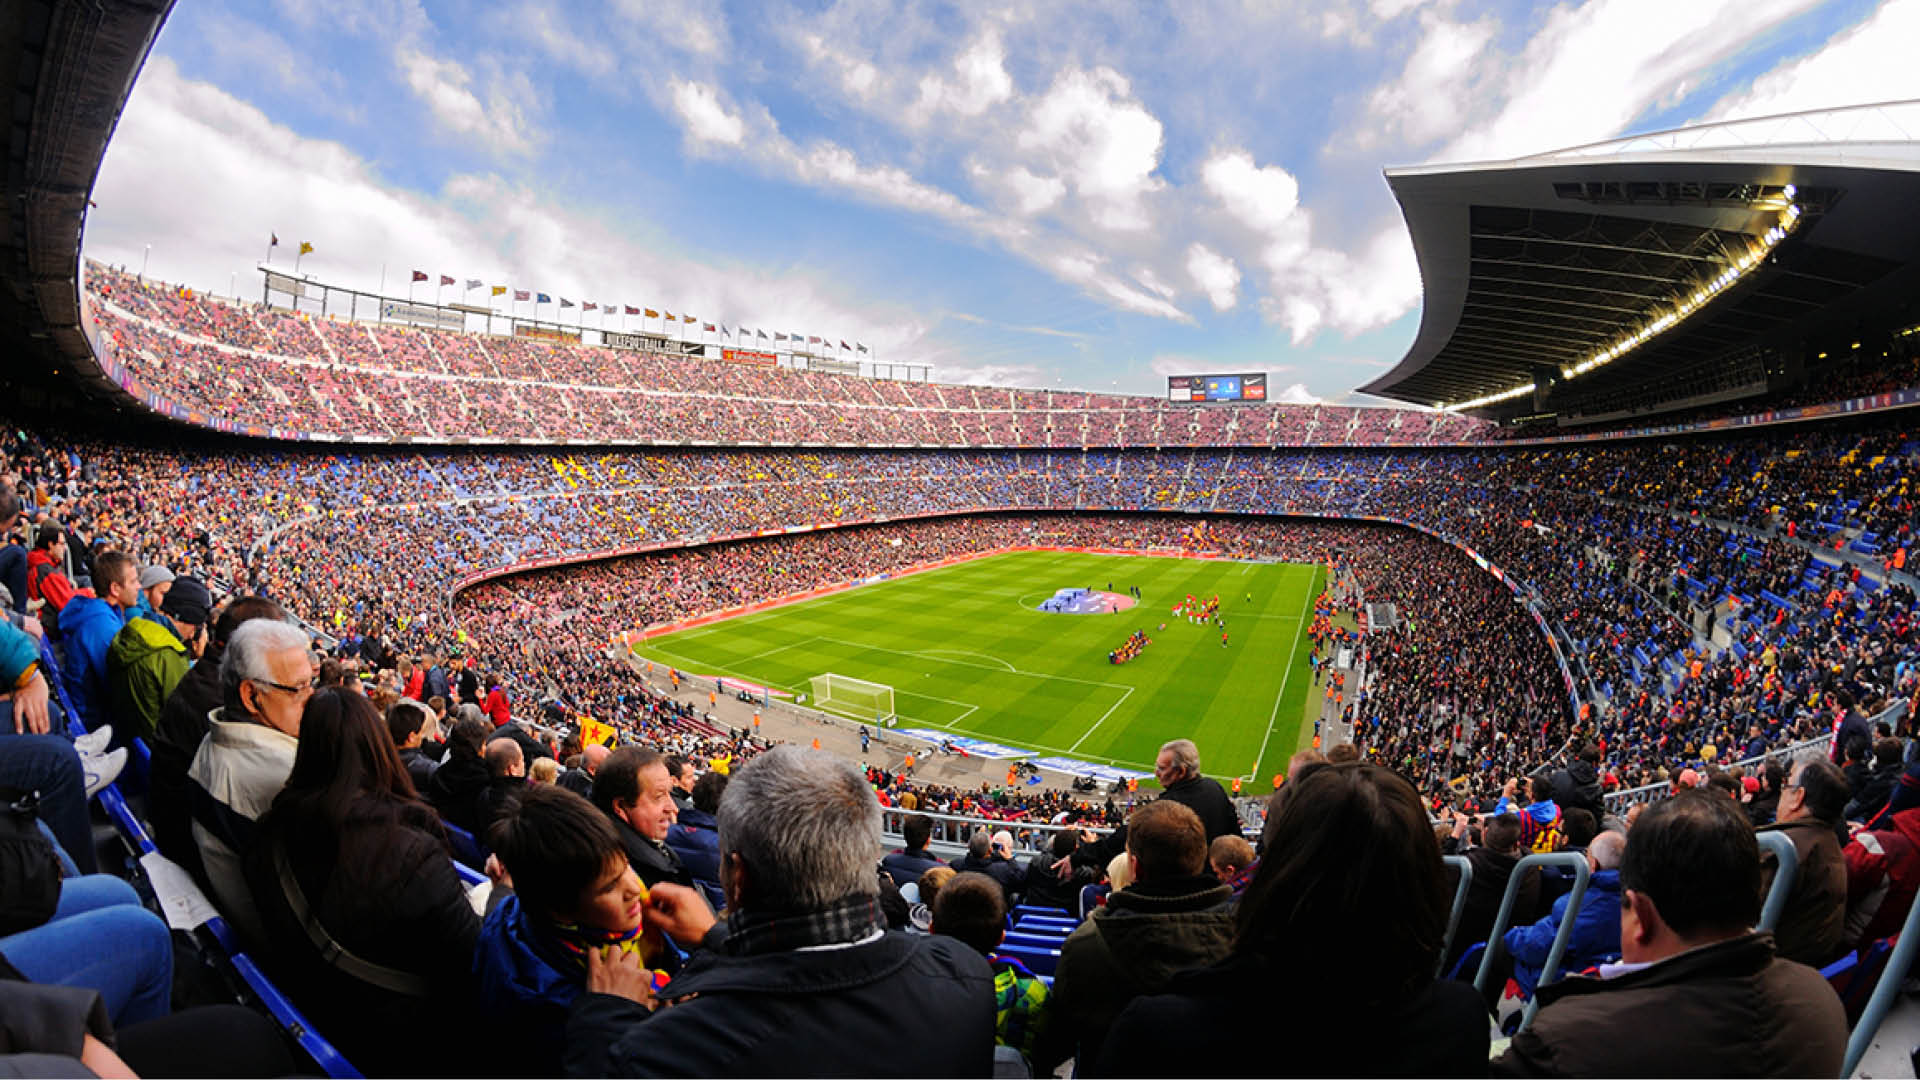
[25,549,76,610]
[484,687,511,726]
[1843,807,1920,947]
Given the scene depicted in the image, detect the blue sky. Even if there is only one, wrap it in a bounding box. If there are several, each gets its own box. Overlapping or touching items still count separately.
[82,0,1919,402]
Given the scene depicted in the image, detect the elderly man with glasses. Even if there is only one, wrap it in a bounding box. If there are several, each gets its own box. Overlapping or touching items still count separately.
[185,618,316,947]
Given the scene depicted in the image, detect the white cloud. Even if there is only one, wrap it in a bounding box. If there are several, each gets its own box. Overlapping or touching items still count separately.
[1361,11,1498,148]
[1699,0,1920,123]
[669,80,745,146]
[1185,244,1240,312]
[907,31,1014,125]
[396,47,536,156]
[1274,381,1321,404]
[86,58,933,367]
[1427,0,1826,163]
[1200,149,1302,238]
[1016,68,1167,232]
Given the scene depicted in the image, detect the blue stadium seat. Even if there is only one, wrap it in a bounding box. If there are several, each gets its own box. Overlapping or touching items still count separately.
[443,821,488,869]
[994,943,1061,977]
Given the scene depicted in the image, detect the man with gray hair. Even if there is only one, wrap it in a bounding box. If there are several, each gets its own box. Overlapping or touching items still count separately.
[567,744,995,1075]
[1067,737,1243,877]
[186,617,315,945]
[1503,829,1629,998]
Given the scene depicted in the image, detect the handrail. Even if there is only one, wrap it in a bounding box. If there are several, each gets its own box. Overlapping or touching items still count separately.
[1755,831,1800,934]
[1841,880,1920,1077]
[1471,851,1592,1033]
[1439,855,1473,977]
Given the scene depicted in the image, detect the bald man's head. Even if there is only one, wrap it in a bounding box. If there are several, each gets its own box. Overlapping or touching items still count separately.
[582,743,611,774]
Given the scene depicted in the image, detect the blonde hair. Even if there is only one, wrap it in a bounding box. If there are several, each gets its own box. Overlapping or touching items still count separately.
[529,757,560,784]
[1106,852,1134,891]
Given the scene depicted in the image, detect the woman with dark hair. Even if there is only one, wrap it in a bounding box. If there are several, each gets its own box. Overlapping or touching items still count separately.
[1096,764,1488,1077]
[244,687,486,1077]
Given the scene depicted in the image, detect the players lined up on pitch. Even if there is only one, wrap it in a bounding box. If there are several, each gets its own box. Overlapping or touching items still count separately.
[1108,630,1152,665]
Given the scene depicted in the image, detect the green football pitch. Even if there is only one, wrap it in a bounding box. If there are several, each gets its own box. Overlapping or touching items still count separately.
[633,550,1325,782]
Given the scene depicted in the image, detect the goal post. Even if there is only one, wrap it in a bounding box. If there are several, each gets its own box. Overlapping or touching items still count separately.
[809,672,897,726]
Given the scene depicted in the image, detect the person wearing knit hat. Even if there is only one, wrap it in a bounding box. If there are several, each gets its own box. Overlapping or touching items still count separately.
[106,575,212,743]
[136,564,175,621]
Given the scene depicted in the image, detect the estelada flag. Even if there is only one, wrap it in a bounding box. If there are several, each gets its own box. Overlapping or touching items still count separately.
[578,717,616,748]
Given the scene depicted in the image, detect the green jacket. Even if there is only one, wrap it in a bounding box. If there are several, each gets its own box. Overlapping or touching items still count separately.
[106,615,190,742]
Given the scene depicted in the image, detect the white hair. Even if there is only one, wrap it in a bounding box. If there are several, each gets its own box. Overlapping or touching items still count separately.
[219,619,312,718]
[1160,738,1201,777]
[1590,829,1627,871]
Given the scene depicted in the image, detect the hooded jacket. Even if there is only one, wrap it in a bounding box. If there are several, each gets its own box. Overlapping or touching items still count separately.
[105,616,189,743]
[664,805,723,909]
[474,893,585,1077]
[56,595,126,729]
[1503,869,1623,996]
[1549,759,1606,821]
[1039,874,1234,1073]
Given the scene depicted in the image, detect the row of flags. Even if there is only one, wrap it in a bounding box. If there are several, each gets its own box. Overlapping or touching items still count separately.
[404,268,868,351]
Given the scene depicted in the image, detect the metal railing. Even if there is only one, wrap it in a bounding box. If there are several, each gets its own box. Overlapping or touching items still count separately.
[1473,851,1593,1033]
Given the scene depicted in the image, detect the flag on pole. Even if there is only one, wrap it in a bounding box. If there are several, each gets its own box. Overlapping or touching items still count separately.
[270,234,280,248]
[298,241,314,256]
[411,270,429,282]
[515,289,530,301]
[720,324,731,337]
[682,314,696,323]
[536,292,551,303]
[757,329,769,339]
[840,340,850,350]
[560,298,575,308]
[808,335,821,344]
[624,305,641,315]
[857,343,868,353]
[702,322,715,332]
[465,278,482,290]
[491,285,508,296]
[646,309,661,319]
[583,301,598,311]
[439,274,454,286]
[775,332,788,341]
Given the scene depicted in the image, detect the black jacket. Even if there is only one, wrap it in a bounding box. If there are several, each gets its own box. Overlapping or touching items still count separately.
[564,927,994,1077]
[1101,953,1487,1077]
[1073,773,1243,871]
[150,653,224,880]
[948,853,1026,902]
[244,809,482,1077]
[1447,847,1540,974]
[476,775,528,834]
[1549,760,1606,822]
[398,746,438,792]
[426,749,490,834]
[613,815,694,890]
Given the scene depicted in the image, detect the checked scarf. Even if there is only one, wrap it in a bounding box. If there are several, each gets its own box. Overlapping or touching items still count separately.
[722,894,884,958]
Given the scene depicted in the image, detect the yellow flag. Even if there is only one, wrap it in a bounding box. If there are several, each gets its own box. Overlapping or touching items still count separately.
[579,717,616,748]
[491,285,507,296]
[298,241,314,256]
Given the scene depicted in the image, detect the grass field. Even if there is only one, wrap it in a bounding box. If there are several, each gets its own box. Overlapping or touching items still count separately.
[633,550,1325,782]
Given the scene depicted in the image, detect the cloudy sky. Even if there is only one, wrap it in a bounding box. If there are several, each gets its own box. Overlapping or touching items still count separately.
[82,0,1918,403]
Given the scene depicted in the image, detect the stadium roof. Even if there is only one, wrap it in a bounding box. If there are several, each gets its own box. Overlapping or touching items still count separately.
[0,0,171,411]
[1366,102,1920,418]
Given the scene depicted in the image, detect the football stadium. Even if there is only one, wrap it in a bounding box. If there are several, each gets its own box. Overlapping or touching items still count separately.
[4,0,1920,1076]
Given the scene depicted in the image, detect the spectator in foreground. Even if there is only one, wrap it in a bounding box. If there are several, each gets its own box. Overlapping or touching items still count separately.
[1040,799,1234,1074]
[1758,757,1849,967]
[387,698,439,790]
[933,871,1052,1067]
[565,745,995,1076]
[245,688,484,1076]
[185,618,314,946]
[426,715,491,833]
[59,550,139,731]
[476,784,658,1076]
[476,736,527,832]
[949,829,1026,903]
[1503,829,1626,997]
[1842,805,1920,948]
[1446,812,1540,975]
[1024,830,1098,912]
[1102,764,1487,1076]
[1493,792,1846,1076]
[1209,834,1256,896]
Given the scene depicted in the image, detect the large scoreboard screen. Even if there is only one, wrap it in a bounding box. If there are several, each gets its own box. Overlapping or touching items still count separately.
[1167,372,1267,403]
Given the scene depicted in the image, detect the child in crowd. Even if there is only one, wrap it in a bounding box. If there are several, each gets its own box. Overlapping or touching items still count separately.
[931,872,1053,1066]
[475,784,669,1075]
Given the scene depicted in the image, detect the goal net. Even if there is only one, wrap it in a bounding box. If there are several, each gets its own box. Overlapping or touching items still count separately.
[809,672,897,726]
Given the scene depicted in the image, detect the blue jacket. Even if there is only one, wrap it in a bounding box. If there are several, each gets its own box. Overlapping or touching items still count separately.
[59,595,127,728]
[0,622,38,687]
[1503,868,1622,997]
[474,893,584,1077]
[665,807,724,910]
